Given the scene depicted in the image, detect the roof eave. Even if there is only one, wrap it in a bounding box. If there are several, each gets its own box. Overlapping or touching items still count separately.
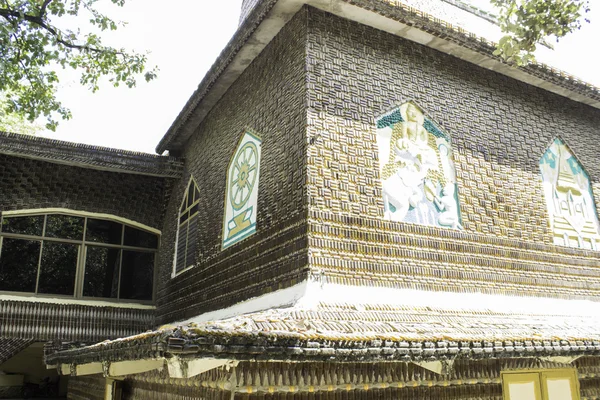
[156,0,600,154]
[45,326,600,368]
[155,0,286,154]
[0,131,184,178]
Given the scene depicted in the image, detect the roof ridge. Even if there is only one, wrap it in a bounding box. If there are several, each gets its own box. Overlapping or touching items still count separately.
[0,131,178,160]
[0,131,184,178]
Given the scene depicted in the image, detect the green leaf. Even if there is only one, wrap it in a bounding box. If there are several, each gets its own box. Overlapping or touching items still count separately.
[0,0,158,129]
[493,0,590,65]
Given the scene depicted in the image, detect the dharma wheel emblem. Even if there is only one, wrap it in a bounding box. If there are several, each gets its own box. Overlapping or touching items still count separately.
[222,130,262,249]
[229,141,258,211]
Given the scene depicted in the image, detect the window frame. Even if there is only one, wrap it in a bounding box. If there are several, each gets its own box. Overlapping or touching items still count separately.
[0,208,159,305]
[172,176,201,277]
[501,368,580,400]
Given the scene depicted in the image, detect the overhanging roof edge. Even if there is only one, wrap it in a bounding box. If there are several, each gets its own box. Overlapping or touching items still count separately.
[45,300,600,367]
[0,131,184,178]
[156,0,600,154]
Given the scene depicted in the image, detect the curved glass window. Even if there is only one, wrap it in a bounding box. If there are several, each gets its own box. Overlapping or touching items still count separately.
[174,178,200,275]
[0,212,158,302]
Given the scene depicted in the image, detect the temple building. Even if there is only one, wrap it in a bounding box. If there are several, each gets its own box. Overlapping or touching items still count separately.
[2,0,600,399]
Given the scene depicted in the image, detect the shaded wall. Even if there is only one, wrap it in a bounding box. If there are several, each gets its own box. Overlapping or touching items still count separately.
[67,376,103,400]
[0,154,171,230]
[155,10,309,324]
[1,343,57,385]
[0,155,170,341]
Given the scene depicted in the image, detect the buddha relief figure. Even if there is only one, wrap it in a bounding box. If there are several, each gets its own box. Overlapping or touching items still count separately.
[434,183,461,229]
[397,104,432,153]
[540,138,600,249]
[376,102,462,229]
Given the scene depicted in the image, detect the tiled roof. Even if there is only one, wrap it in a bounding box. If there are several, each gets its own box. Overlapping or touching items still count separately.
[157,0,600,153]
[0,338,33,364]
[440,0,497,23]
[0,299,155,343]
[46,302,600,365]
[0,131,184,178]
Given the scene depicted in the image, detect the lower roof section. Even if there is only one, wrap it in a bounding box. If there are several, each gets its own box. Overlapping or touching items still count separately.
[46,283,600,366]
[0,131,183,178]
[0,297,154,342]
[0,338,34,364]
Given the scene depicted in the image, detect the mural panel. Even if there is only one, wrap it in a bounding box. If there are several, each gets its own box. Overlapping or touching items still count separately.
[222,131,262,249]
[377,102,462,229]
[540,138,600,249]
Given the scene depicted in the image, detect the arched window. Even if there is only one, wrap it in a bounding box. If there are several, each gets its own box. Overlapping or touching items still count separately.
[174,178,200,275]
[540,138,600,249]
[0,210,159,302]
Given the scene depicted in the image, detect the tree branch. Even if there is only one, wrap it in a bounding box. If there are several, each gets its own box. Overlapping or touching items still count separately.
[39,0,53,17]
[0,7,123,55]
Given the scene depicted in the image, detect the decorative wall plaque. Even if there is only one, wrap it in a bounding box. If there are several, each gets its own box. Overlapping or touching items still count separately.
[222,130,262,249]
[377,102,462,229]
[540,138,600,249]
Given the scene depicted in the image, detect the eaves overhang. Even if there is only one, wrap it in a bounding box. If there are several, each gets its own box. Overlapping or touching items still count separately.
[46,301,600,368]
[156,0,600,154]
[0,131,184,178]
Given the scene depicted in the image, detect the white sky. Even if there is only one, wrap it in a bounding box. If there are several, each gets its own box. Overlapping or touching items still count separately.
[40,0,600,154]
[42,0,243,154]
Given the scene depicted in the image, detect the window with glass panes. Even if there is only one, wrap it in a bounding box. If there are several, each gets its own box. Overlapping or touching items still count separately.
[501,369,580,400]
[174,178,200,275]
[0,212,158,302]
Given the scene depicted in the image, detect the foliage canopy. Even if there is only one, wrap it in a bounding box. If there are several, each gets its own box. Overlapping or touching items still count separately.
[491,0,591,65]
[0,93,42,135]
[0,0,593,131]
[0,0,156,130]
